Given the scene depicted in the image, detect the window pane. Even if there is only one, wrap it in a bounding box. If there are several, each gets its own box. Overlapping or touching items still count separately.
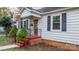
[53,16,57,22]
[53,16,60,29]
[24,21,26,27]
[24,20,28,29]
[55,16,59,22]
[53,23,60,29]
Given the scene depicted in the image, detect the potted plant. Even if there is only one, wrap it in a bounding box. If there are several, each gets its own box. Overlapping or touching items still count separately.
[16,27,28,47]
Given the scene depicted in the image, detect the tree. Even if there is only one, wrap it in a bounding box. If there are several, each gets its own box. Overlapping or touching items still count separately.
[8,25,17,43]
[0,7,13,17]
[0,7,13,35]
[0,16,12,35]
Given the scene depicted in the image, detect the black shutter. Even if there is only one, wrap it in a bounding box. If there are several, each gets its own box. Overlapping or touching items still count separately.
[47,16,51,31]
[62,13,66,31]
[21,20,23,28]
[26,20,28,29]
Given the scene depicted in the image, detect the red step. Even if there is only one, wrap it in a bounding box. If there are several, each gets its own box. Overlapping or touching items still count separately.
[26,35,41,40]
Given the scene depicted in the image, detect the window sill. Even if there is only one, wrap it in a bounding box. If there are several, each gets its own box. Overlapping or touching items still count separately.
[51,29,61,32]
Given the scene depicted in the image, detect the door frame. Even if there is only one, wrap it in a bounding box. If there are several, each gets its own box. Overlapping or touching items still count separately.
[33,19,38,35]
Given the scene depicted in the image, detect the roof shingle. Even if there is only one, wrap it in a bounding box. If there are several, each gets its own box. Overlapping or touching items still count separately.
[37,7,66,13]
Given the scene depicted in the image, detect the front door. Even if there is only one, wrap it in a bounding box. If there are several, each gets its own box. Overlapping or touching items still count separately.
[33,19,38,35]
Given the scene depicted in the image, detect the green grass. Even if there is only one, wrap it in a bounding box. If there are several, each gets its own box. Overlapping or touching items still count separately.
[0,36,14,46]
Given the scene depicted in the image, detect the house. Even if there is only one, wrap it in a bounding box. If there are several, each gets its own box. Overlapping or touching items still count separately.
[15,7,79,50]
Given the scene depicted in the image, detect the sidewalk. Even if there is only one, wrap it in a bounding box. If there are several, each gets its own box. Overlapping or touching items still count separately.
[0,44,19,51]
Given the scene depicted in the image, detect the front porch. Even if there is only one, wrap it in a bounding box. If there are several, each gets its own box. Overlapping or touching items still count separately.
[18,13,42,36]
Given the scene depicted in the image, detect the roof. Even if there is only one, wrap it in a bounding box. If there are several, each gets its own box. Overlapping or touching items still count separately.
[27,7,41,12]
[37,7,66,13]
[20,7,74,15]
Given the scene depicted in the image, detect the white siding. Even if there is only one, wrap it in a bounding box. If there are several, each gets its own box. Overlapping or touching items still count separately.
[39,8,79,45]
[21,9,31,17]
[21,9,41,18]
[16,21,18,28]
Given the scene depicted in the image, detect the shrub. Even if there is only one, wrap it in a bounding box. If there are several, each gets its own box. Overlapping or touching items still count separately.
[8,25,17,37]
[0,16,12,35]
[16,27,28,38]
[16,36,24,43]
[16,27,28,43]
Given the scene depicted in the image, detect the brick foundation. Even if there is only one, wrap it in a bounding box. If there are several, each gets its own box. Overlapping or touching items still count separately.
[29,38,42,45]
[42,39,79,51]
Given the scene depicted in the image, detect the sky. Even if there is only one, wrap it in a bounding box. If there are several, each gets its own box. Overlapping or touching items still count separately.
[33,7,42,9]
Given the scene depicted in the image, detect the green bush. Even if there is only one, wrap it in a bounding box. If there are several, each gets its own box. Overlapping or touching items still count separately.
[16,27,28,38]
[16,36,24,43]
[8,25,17,37]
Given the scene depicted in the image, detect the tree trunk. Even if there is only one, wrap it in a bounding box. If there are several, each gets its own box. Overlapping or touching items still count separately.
[14,34,16,43]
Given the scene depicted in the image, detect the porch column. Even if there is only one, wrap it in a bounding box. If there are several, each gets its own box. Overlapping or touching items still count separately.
[30,19,34,35]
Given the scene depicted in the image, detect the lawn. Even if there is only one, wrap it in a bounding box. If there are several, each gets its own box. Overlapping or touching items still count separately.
[0,36,14,46]
[3,43,70,51]
[0,36,70,51]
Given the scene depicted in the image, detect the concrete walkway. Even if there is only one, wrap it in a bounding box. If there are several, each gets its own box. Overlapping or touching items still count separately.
[0,44,19,51]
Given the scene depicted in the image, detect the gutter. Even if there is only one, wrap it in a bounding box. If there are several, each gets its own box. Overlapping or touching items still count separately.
[39,7,77,15]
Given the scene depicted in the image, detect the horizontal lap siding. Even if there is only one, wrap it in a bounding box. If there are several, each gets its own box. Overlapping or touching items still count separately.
[66,9,79,44]
[41,9,79,45]
[67,10,79,35]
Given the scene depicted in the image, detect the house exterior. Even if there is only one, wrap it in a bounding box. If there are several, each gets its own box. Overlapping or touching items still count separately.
[0,26,5,34]
[15,7,79,46]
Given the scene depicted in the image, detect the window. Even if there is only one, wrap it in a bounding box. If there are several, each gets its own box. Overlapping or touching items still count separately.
[18,20,22,28]
[24,20,28,29]
[24,21,26,27]
[53,16,60,30]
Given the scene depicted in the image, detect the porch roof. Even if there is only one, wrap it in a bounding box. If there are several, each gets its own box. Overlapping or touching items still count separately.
[21,11,41,18]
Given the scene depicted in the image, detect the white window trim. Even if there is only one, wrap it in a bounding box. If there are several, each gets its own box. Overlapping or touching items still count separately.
[22,19,28,28]
[51,14,62,32]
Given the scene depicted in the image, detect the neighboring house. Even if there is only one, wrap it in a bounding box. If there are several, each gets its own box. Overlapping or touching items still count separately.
[15,7,79,46]
[0,26,5,34]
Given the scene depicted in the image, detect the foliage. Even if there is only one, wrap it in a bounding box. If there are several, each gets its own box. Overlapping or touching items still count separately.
[16,27,28,38]
[0,16,12,27]
[0,7,13,17]
[0,36,13,46]
[16,36,24,43]
[0,7,13,35]
[16,28,28,43]
[8,25,17,37]
[0,16,12,34]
